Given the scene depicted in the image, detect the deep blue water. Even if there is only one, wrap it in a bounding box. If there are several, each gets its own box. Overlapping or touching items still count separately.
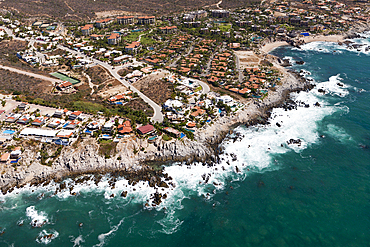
[1,35,370,246]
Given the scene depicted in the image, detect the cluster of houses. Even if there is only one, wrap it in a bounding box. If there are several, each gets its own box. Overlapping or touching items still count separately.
[206,51,236,86]
[0,99,164,164]
[172,39,216,76]
[224,67,279,97]
[163,74,241,128]
[144,34,193,66]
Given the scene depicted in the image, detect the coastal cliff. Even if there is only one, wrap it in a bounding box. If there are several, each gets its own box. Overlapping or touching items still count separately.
[0,62,313,194]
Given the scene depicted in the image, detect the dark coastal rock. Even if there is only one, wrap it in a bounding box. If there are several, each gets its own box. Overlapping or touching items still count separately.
[318,88,326,94]
[276,122,281,127]
[287,139,302,146]
[281,59,292,67]
[296,60,305,65]
[230,153,237,161]
[314,102,321,107]
[121,191,128,197]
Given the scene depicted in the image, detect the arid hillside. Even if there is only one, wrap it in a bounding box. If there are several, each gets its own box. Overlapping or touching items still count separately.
[0,0,245,20]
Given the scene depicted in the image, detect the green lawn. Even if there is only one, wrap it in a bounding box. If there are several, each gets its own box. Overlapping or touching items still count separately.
[141,36,155,45]
[218,23,232,32]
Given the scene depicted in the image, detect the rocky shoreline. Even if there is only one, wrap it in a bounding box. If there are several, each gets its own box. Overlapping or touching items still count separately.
[6,22,370,196]
[0,56,314,197]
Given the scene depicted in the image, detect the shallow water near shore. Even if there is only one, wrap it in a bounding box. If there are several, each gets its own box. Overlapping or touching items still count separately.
[1,36,370,246]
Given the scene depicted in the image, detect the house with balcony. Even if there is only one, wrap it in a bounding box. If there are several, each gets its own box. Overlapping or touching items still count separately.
[107,33,121,45]
[95,18,113,28]
[137,16,155,24]
[117,16,135,25]
[81,24,94,36]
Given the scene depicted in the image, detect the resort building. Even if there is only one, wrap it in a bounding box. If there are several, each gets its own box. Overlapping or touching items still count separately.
[137,16,156,25]
[95,18,113,28]
[117,16,135,25]
[81,24,94,36]
[211,9,230,18]
[107,33,121,45]
[159,26,177,34]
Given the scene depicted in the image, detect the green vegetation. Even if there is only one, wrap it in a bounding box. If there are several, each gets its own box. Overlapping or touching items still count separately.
[218,23,232,32]
[98,139,117,159]
[162,134,172,141]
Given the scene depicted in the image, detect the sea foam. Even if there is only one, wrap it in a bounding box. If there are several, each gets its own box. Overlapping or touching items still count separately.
[26,206,48,228]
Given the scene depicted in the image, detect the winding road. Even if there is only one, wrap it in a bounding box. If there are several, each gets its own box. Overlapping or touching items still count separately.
[56,45,164,123]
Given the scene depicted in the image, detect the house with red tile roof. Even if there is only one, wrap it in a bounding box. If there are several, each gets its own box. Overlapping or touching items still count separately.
[81,24,94,36]
[117,16,135,25]
[137,124,155,135]
[95,18,113,28]
[137,16,156,24]
[159,26,177,34]
[108,33,121,45]
[125,41,141,53]
[190,106,206,117]
[57,81,73,91]
[117,120,133,135]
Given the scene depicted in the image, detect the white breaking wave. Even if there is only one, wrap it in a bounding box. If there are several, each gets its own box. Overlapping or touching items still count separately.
[313,74,349,97]
[296,37,370,55]
[0,73,352,241]
[26,206,48,228]
[36,229,59,244]
[70,235,85,247]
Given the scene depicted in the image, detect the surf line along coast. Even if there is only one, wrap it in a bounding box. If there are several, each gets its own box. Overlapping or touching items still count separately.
[0,53,314,201]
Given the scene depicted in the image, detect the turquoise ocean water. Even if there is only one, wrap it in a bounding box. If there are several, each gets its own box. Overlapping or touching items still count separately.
[1,33,370,246]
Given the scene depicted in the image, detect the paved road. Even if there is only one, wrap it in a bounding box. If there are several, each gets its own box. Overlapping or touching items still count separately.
[196,79,210,94]
[57,45,164,123]
[0,64,62,84]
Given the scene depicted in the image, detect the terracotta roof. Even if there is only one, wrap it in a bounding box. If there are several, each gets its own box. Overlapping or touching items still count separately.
[108,33,120,40]
[137,124,155,135]
[96,18,112,23]
[186,122,196,128]
[117,16,134,19]
[1,153,10,162]
[118,120,132,134]
[81,24,94,30]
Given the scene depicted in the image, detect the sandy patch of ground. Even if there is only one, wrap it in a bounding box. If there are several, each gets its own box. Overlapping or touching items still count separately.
[95,10,142,19]
[235,50,261,69]
[97,83,128,99]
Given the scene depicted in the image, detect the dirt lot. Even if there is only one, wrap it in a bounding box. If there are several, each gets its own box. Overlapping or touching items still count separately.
[98,82,128,99]
[125,98,153,117]
[235,51,261,69]
[133,72,174,105]
[0,68,53,95]
[86,65,113,85]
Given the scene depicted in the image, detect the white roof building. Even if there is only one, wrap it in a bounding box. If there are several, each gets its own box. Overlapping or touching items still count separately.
[20,128,58,138]
[164,99,183,109]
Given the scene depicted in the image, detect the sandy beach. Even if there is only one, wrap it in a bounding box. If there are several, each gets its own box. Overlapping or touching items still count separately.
[261,34,345,53]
